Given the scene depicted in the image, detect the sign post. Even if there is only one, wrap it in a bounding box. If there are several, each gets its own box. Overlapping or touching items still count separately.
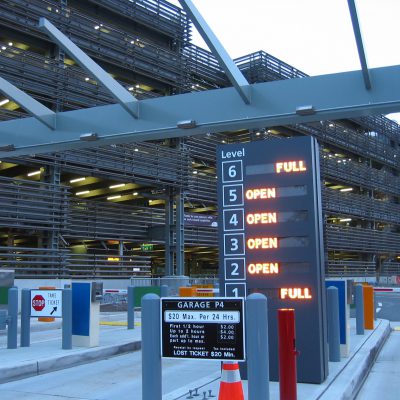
[161,297,245,361]
[217,136,328,383]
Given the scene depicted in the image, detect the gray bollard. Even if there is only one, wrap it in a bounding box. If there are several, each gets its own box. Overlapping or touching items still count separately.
[142,293,161,400]
[62,288,72,350]
[246,293,270,400]
[160,284,168,298]
[327,286,341,362]
[7,287,18,349]
[20,288,31,347]
[355,284,364,335]
[127,286,135,329]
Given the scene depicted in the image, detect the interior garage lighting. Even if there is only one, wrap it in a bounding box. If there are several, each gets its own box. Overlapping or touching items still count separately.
[109,183,126,189]
[1,46,6,50]
[27,170,41,177]
[8,42,13,46]
[133,192,138,196]
[340,188,353,192]
[0,99,10,106]
[70,177,86,183]
[339,218,352,222]
[76,191,89,196]
[107,195,121,200]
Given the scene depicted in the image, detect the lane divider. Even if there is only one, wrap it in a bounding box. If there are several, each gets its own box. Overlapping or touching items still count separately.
[100,321,141,327]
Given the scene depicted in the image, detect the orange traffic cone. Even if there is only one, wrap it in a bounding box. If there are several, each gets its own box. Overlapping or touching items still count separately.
[218,361,244,400]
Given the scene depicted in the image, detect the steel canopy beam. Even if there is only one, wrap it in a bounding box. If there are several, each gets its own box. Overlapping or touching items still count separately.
[1,65,400,157]
[347,0,371,90]
[38,18,139,119]
[0,76,55,130]
[179,0,251,104]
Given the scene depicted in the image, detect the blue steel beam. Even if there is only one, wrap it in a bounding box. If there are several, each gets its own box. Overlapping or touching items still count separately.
[179,0,251,104]
[0,65,400,157]
[347,0,371,90]
[38,18,139,119]
[0,76,55,130]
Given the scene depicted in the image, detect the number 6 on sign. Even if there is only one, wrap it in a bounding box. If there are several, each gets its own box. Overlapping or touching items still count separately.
[222,160,243,183]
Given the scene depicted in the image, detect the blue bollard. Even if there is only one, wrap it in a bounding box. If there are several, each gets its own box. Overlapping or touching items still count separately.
[7,287,18,349]
[127,286,135,329]
[62,288,72,349]
[20,288,31,347]
[327,286,341,362]
[355,284,364,335]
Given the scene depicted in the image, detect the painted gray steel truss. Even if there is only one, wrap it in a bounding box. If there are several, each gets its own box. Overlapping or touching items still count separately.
[0,4,399,157]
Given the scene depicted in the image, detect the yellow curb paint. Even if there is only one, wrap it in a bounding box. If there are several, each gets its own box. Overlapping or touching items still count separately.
[100,321,141,327]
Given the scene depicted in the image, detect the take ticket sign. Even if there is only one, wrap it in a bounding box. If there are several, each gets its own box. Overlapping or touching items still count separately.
[217,136,328,383]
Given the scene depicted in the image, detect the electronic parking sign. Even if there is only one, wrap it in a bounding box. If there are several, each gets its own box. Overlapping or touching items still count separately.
[161,298,245,361]
[217,136,328,383]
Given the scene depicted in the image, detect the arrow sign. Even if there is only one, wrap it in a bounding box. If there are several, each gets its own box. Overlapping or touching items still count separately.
[30,290,63,318]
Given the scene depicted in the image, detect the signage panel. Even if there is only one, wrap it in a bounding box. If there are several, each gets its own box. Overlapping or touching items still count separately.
[161,297,245,361]
[30,289,63,318]
[217,136,328,383]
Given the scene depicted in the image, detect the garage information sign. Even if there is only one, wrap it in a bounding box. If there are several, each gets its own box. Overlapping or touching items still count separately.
[30,290,63,318]
[217,136,328,383]
[161,298,245,361]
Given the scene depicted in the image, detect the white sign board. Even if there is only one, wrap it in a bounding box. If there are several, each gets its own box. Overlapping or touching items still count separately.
[30,290,63,318]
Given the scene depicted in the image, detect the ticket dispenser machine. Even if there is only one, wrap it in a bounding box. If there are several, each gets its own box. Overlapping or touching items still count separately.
[72,282,103,347]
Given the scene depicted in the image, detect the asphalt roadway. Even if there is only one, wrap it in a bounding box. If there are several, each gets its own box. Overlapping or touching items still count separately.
[0,293,399,399]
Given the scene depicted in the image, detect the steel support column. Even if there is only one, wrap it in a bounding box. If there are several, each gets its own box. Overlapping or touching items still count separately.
[164,187,174,276]
[175,189,185,276]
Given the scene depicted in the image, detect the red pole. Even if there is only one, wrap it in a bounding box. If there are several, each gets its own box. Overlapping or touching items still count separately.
[278,308,298,400]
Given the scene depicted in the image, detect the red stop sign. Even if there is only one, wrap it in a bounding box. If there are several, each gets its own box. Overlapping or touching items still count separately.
[32,294,45,311]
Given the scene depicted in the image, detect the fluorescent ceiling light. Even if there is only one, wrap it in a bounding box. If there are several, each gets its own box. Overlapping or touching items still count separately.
[109,183,126,189]
[133,192,138,196]
[340,188,353,192]
[76,191,89,196]
[0,99,10,106]
[339,218,352,222]
[70,177,86,183]
[107,195,121,200]
[27,170,41,177]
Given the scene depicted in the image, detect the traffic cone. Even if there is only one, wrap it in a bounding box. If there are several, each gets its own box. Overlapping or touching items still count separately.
[218,361,244,400]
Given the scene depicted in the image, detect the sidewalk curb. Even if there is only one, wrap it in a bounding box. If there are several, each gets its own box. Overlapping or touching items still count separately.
[319,319,391,400]
[0,339,141,384]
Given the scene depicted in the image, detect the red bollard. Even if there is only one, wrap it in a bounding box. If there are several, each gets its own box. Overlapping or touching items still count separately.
[278,308,298,400]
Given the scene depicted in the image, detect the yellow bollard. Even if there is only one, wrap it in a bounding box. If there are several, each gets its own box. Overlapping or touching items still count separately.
[363,285,374,330]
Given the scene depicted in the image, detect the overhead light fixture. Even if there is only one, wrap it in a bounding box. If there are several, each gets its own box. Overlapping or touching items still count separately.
[339,218,352,222]
[128,87,134,91]
[177,120,197,129]
[80,133,98,141]
[8,42,13,46]
[0,99,10,107]
[76,190,89,196]
[1,46,6,50]
[107,195,121,200]
[133,192,138,196]
[296,105,315,116]
[27,170,41,177]
[94,25,100,30]
[109,183,126,189]
[70,177,86,183]
[85,77,90,81]
[134,148,139,152]
[0,144,14,151]
[340,188,353,192]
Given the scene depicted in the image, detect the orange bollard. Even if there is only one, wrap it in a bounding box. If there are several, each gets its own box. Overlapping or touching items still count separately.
[38,286,56,322]
[218,361,244,400]
[178,287,195,297]
[363,285,374,330]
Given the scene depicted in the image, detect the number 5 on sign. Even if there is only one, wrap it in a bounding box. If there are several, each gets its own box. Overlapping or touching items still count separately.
[223,184,244,207]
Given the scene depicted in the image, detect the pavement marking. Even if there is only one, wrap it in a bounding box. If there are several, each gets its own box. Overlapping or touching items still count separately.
[100,321,141,327]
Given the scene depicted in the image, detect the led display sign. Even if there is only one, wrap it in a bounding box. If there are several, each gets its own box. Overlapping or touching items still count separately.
[217,136,328,384]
